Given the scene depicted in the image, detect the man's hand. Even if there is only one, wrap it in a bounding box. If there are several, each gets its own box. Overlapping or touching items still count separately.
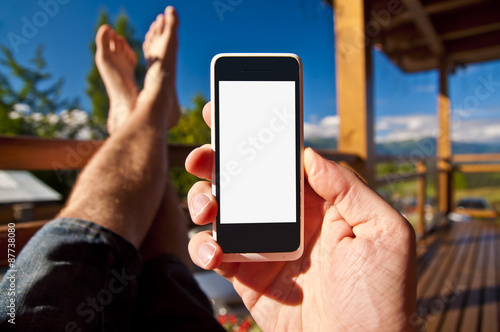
[185,102,416,331]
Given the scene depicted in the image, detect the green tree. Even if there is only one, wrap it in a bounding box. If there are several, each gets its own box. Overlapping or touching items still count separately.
[0,45,83,200]
[453,172,468,190]
[0,45,80,136]
[0,71,19,135]
[86,10,146,135]
[168,93,211,144]
[168,93,211,199]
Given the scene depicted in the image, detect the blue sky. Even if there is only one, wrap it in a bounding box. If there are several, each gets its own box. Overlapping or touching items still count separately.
[1,0,499,143]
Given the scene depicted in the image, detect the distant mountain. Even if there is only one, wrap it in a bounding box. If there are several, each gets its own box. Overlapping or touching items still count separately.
[451,141,500,154]
[305,137,500,156]
[377,138,500,156]
[376,139,435,156]
[304,138,337,149]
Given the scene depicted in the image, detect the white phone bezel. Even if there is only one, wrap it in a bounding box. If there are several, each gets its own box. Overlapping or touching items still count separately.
[210,53,304,262]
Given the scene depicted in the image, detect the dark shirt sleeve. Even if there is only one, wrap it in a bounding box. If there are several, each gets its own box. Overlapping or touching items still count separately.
[132,255,226,332]
[0,218,142,331]
[0,218,224,332]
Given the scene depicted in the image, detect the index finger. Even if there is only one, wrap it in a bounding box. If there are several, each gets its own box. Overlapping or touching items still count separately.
[185,144,213,181]
[202,101,211,128]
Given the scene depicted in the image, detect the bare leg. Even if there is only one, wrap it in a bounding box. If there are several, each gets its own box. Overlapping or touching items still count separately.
[140,180,190,265]
[139,10,189,264]
[85,8,190,265]
[59,7,180,249]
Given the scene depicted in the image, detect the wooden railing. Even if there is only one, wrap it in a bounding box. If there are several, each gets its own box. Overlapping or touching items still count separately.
[0,136,363,173]
[452,154,500,173]
[2,135,498,257]
[375,153,500,239]
[0,136,361,265]
[0,135,199,265]
[375,155,440,237]
[0,136,192,170]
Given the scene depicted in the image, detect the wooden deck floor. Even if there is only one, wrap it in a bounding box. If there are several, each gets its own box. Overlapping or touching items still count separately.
[415,220,500,332]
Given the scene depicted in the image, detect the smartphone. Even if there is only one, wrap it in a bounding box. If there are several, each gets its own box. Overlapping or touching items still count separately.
[211,53,304,262]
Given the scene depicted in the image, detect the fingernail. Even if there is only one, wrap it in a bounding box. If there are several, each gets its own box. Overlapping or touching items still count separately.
[198,243,215,267]
[192,193,210,218]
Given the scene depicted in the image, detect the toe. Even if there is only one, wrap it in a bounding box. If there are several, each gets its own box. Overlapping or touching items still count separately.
[142,39,150,59]
[156,14,165,34]
[165,6,179,30]
[128,48,138,66]
[96,24,112,51]
[108,30,118,52]
[142,43,148,57]
[116,35,126,53]
[149,20,157,37]
[163,8,179,72]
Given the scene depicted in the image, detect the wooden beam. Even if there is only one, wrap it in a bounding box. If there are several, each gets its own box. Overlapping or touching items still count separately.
[416,161,427,236]
[387,0,485,30]
[334,0,375,186]
[440,23,500,42]
[435,2,500,41]
[397,55,440,73]
[401,0,444,56]
[437,63,452,214]
[0,136,196,170]
[455,164,500,173]
[0,136,103,170]
[383,6,500,52]
[445,28,500,57]
[387,20,500,71]
[386,43,500,73]
[452,153,500,163]
[448,45,500,68]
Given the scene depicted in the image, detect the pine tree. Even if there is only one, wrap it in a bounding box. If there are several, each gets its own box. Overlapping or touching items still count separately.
[0,45,80,136]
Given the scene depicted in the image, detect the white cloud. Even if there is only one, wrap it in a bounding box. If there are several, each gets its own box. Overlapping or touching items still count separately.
[451,118,500,143]
[375,115,437,143]
[306,112,500,144]
[304,115,339,139]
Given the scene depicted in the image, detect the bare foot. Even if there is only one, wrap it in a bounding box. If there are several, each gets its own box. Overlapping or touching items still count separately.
[140,6,180,129]
[95,24,138,135]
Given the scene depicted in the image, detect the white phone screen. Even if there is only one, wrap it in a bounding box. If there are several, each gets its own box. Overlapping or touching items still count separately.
[218,81,296,224]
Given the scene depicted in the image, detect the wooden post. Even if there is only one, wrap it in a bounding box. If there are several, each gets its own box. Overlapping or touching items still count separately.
[334,0,375,186]
[437,62,453,215]
[416,161,427,237]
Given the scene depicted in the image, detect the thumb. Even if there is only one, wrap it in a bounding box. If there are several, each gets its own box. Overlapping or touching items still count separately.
[304,147,404,229]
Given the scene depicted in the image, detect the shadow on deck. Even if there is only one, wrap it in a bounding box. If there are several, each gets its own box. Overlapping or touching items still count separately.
[415,220,500,332]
